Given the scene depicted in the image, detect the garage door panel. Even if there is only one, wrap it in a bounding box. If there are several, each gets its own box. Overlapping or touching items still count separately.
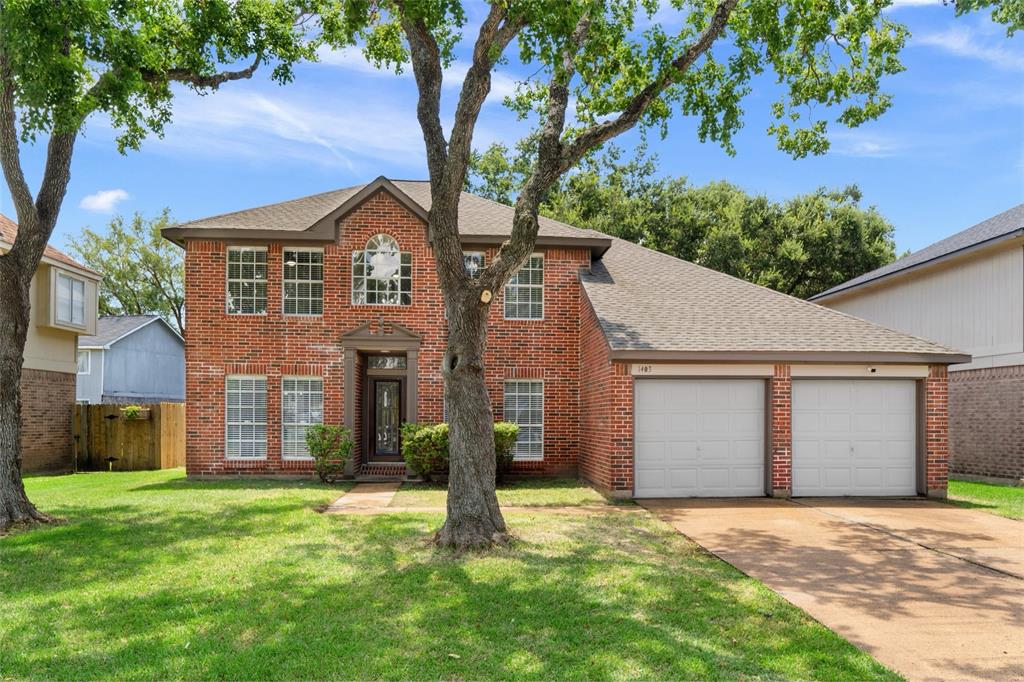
[634,379,765,498]
[702,412,730,432]
[668,413,698,434]
[794,379,917,497]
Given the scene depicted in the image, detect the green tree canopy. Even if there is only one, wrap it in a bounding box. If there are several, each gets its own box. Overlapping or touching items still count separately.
[468,142,898,299]
[68,211,184,333]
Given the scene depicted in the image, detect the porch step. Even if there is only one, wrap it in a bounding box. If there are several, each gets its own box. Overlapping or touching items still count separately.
[355,463,414,482]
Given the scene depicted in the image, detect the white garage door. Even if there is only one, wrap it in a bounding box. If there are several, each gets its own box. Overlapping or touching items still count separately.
[793,380,917,496]
[634,379,765,498]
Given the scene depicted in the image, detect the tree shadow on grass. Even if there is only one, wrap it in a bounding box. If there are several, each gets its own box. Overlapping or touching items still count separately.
[2,505,895,681]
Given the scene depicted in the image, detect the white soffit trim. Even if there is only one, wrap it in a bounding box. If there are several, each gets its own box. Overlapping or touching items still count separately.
[790,364,929,378]
[631,363,774,377]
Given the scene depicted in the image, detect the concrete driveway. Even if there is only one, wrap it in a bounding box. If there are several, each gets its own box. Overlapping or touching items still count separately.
[640,498,1024,682]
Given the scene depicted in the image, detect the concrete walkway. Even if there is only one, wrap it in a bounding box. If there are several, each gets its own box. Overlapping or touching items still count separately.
[323,482,401,512]
[641,498,1024,682]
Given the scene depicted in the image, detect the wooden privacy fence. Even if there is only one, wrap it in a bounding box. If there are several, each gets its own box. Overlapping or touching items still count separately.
[73,403,185,471]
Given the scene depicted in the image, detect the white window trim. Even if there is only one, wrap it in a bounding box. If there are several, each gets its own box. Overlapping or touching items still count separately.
[282,247,324,317]
[77,350,90,375]
[351,234,412,307]
[225,374,268,461]
[55,271,87,328]
[225,246,269,316]
[503,379,544,461]
[503,253,545,321]
[281,375,323,460]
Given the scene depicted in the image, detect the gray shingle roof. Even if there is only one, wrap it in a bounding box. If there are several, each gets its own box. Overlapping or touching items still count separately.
[582,237,966,360]
[811,203,1024,300]
[78,315,168,348]
[168,178,608,243]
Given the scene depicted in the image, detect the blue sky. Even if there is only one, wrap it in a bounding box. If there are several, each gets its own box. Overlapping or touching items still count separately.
[7,1,1023,256]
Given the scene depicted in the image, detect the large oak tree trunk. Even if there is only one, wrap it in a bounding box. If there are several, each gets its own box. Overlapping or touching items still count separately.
[0,255,54,530]
[435,271,508,549]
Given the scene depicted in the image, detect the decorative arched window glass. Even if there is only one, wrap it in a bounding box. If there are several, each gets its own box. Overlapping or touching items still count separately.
[352,234,412,305]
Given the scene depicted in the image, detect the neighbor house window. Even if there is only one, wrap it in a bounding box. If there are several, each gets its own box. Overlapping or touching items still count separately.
[352,234,411,305]
[226,247,267,314]
[463,251,485,278]
[56,272,86,326]
[503,380,543,460]
[283,248,324,315]
[282,377,323,459]
[504,254,543,320]
[226,375,267,459]
[76,350,90,375]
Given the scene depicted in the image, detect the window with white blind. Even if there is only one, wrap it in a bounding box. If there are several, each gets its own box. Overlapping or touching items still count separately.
[504,254,543,320]
[283,249,324,315]
[56,272,86,326]
[282,377,323,459]
[503,380,544,460]
[226,247,268,314]
[226,376,267,459]
[76,350,90,375]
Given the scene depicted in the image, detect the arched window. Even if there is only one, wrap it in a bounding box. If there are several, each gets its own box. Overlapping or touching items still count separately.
[352,234,412,305]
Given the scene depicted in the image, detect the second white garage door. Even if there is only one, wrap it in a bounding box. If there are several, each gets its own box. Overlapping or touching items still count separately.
[634,379,765,497]
[793,379,917,496]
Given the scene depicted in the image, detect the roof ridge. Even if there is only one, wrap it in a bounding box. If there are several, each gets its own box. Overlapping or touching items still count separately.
[597,236,959,354]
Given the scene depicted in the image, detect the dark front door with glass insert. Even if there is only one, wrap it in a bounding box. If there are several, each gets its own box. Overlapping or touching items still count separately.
[368,378,403,461]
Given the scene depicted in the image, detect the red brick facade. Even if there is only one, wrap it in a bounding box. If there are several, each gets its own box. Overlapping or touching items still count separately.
[769,365,793,496]
[20,368,75,473]
[182,188,951,497]
[949,365,1024,482]
[184,190,587,477]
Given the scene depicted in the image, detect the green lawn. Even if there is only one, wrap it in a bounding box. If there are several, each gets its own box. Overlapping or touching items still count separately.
[947,479,1024,520]
[1,470,897,681]
[392,478,615,507]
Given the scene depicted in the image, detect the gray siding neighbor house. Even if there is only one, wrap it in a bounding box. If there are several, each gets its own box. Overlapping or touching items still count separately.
[77,315,185,405]
[812,204,1024,484]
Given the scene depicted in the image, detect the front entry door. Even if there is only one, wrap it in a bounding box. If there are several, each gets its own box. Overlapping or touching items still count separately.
[368,378,404,461]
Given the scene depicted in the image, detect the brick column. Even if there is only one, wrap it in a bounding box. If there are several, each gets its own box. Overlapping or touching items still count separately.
[770,364,792,497]
[925,365,950,498]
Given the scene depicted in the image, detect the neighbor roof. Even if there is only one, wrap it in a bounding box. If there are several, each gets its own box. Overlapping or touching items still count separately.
[811,203,1024,301]
[582,237,969,363]
[79,315,182,349]
[162,177,612,254]
[0,214,100,277]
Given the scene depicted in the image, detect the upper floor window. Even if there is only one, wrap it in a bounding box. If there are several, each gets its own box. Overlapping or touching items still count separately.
[56,272,86,326]
[352,234,411,306]
[283,248,323,315]
[227,247,267,314]
[76,350,90,375]
[504,254,544,320]
[463,251,485,279]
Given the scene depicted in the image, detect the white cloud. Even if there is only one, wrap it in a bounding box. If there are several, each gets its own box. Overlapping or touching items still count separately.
[915,25,1024,72]
[829,131,907,158]
[152,88,428,170]
[316,46,522,104]
[886,0,943,8]
[79,188,129,213]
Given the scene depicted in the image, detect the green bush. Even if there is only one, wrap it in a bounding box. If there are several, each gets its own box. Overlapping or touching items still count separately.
[493,422,519,483]
[401,421,520,484]
[401,422,449,481]
[305,424,354,484]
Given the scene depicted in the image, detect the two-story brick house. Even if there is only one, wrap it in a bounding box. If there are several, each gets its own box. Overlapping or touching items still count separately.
[164,177,968,499]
